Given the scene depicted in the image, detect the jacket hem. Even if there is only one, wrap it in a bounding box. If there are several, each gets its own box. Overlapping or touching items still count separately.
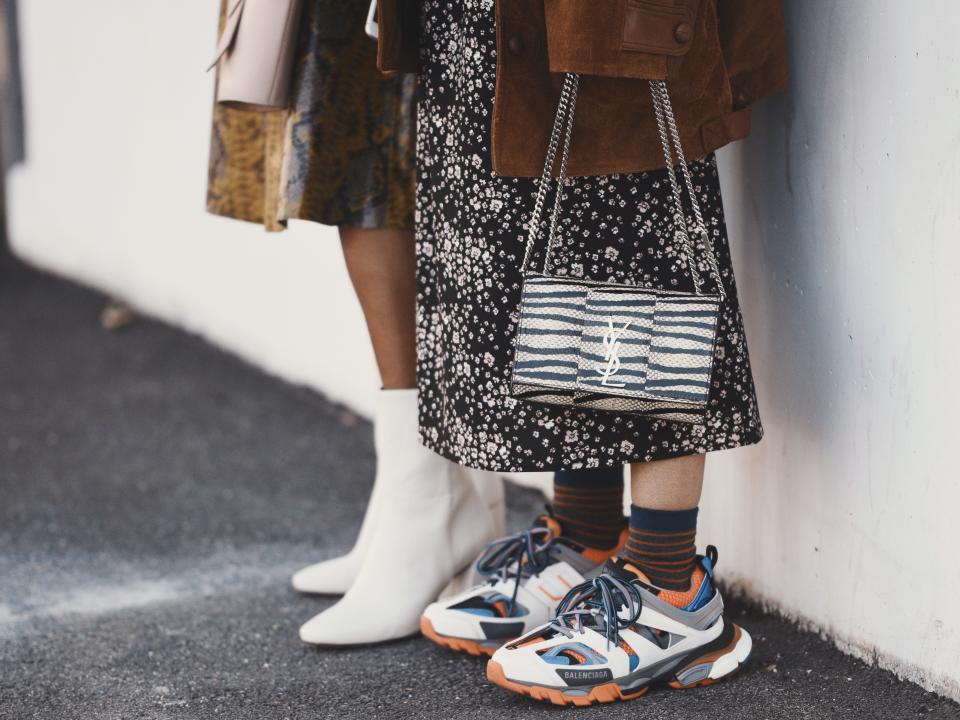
[491,108,751,179]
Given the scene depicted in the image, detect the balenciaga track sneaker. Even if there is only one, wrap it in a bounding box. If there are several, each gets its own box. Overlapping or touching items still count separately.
[420,514,626,656]
[486,548,751,706]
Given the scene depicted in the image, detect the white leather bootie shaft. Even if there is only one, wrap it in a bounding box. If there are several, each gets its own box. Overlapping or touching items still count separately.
[299,389,499,645]
[290,389,394,595]
[468,466,506,539]
[438,466,505,599]
[291,390,505,597]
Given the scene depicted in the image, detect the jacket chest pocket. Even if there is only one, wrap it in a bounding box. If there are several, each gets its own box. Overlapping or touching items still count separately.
[621,0,698,56]
[543,0,700,81]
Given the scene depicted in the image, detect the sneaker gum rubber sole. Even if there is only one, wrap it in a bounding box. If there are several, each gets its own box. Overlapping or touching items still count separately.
[486,624,751,707]
[420,616,505,658]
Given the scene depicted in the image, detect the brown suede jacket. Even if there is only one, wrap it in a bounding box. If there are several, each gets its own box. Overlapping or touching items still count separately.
[378,0,788,177]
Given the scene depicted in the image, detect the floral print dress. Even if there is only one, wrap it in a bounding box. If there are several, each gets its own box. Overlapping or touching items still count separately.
[414,0,763,472]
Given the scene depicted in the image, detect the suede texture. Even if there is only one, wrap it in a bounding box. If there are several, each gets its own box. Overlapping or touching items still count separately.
[377,0,788,177]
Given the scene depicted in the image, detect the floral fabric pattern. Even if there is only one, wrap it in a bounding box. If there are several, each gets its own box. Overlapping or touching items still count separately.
[414,0,763,471]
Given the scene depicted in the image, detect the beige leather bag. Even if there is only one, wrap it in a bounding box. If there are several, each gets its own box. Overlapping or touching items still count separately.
[208,0,303,111]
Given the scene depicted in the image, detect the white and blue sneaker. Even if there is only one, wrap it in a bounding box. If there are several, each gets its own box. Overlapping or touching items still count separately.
[420,514,626,656]
[486,548,752,706]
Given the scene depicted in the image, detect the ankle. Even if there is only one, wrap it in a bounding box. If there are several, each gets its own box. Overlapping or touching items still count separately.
[551,467,625,550]
[623,505,698,591]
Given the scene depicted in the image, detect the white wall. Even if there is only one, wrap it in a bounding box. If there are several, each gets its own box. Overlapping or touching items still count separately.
[8,0,960,701]
[9,0,382,419]
[702,1,960,699]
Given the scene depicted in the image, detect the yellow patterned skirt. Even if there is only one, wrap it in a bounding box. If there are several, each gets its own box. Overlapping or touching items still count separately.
[206,0,417,232]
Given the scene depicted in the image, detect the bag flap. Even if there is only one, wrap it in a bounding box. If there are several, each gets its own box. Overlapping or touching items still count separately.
[207,0,246,71]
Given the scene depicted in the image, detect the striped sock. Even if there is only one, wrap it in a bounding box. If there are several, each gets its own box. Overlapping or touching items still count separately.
[623,505,698,591]
[552,467,625,550]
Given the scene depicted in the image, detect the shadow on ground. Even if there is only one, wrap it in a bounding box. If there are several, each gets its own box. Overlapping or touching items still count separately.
[1,259,957,720]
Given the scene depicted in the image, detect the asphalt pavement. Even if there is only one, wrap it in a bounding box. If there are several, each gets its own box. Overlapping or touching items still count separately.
[1,258,957,719]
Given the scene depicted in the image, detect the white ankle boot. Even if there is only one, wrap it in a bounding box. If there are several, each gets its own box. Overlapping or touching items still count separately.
[291,390,505,596]
[290,488,382,595]
[438,466,505,599]
[468,466,506,539]
[299,390,500,645]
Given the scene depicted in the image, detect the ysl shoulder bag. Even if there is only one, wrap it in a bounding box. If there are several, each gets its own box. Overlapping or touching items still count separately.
[509,74,726,424]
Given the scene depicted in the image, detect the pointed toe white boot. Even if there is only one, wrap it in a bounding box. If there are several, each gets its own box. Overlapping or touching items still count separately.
[299,391,499,646]
[290,491,381,595]
[291,390,504,597]
[290,392,393,595]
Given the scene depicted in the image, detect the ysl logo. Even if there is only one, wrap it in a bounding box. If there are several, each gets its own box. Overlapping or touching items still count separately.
[596,319,631,387]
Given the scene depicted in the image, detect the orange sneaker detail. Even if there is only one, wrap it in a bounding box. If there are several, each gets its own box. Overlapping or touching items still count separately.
[615,560,707,609]
[581,526,629,565]
[654,566,707,608]
[541,515,563,538]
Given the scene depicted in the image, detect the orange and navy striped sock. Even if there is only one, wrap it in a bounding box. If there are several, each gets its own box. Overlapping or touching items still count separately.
[552,467,625,550]
[623,505,698,591]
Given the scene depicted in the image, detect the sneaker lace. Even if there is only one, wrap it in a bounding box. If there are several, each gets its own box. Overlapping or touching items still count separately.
[548,575,643,650]
[474,526,555,616]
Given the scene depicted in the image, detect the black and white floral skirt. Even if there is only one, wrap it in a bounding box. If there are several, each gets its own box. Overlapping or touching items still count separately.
[415,0,763,472]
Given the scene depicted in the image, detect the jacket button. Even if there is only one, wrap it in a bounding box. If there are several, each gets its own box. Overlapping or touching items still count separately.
[508,35,525,56]
[673,23,692,44]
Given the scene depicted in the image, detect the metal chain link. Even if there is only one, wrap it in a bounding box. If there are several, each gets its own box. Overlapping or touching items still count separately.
[649,81,703,293]
[651,81,725,297]
[521,73,725,300]
[522,74,579,272]
[544,74,580,274]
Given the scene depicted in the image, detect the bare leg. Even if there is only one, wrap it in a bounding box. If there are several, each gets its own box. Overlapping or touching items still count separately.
[630,454,704,510]
[339,226,417,389]
[291,226,417,596]
[621,454,706,593]
[292,225,503,608]
[297,232,506,645]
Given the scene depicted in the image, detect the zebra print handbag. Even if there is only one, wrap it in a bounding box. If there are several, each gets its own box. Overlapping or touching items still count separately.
[509,74,726,424]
